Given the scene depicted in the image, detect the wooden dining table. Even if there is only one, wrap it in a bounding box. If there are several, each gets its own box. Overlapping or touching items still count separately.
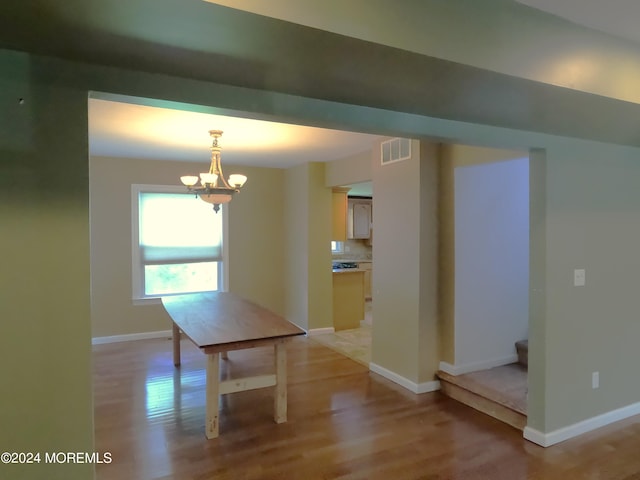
[162,292,305,439]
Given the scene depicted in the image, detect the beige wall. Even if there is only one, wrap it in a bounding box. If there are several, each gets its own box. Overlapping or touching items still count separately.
[90,156,285,338]
[417,141,441,384]
[449,144,527,168]
[325,149,372,187]
[371,139,440,384]
[284,164,310,328]
[307,162,333,330]
[284,162,333,331]
[438,146,456,364]
[226,165,286,315]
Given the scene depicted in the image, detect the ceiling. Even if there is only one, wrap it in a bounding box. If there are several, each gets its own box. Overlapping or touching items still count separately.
[515,0,640,45]
[88,99,383,169]
[85,1,640,171]
[86,0,638,199]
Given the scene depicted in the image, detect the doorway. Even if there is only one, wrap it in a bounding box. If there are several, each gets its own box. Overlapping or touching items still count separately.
[438,145,530,428]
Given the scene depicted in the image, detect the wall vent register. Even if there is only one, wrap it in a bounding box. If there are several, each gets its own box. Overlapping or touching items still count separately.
[381,137,411,165]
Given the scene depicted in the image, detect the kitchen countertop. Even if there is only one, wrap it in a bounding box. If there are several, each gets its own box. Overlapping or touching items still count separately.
[332,268,366,274]
[332,258,371,262]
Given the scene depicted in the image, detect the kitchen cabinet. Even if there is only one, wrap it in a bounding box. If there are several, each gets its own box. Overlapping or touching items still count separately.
[358,262,373,300]
[347,198,372,239]
[332,269,365,331]
[332,187,350,242]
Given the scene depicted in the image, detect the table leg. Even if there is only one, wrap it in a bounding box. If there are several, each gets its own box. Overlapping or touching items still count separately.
[274,340,287,424]
[172,322,181,367]
[205,353,220,439]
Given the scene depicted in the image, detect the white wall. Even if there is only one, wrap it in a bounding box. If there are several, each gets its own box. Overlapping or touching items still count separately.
[454,156,530,370]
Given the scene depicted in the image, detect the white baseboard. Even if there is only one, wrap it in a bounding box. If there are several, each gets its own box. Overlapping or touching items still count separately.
[369,362,440,394]
[306,327,335,336]
[439,354,519,376]
[523,401,640,447]
[522,427,547,446]
[92,329,172,345]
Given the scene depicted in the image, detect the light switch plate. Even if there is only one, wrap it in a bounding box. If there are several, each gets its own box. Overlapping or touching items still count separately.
[574,269,586,287]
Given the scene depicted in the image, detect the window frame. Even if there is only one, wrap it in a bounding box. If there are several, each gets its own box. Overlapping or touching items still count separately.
[131,184,229,305]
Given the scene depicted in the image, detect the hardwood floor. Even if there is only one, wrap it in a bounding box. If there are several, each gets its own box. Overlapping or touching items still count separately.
[94,336,640,480]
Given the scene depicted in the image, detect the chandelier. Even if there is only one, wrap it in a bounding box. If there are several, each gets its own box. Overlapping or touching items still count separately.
[180,130,247,213]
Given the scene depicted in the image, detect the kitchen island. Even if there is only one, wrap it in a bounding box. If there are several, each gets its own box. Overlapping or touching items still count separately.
[332,268,365,331]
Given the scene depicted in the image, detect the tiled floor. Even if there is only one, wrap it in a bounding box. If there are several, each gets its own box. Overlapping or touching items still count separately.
[310,300,372,366]
[310,324,371,366]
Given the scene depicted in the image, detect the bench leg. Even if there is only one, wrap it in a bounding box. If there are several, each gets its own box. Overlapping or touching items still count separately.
[205,353,220,439]
[274,340,287,424]
[172,322,181,367]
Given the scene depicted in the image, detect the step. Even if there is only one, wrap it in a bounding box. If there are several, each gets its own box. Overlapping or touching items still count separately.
[437,367,527,431]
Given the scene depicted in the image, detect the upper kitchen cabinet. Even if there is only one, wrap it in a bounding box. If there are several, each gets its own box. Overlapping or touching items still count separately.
[347,198,372,239]
[332,187,350,242]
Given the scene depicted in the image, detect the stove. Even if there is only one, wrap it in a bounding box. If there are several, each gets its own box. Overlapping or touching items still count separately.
[332,261,358,269]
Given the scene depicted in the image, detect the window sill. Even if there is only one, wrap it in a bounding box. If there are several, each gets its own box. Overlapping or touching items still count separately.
[132,297,163,307]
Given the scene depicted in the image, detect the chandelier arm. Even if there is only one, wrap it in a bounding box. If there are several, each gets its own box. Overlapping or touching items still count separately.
[211,155,234,189]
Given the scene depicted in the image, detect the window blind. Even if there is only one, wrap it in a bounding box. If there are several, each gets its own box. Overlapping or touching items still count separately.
[139,192,222,263]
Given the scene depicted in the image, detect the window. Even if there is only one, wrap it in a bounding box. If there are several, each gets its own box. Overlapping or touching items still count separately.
[331,241,344,254]
[132,185,225,302]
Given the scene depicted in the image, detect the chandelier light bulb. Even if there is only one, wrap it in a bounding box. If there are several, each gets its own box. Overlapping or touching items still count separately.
[228,174,247,188]
[180,175,198,186]
[200,173,218,185]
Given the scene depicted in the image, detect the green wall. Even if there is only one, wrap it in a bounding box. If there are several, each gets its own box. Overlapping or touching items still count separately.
[0,51,93,480]
[542,144,640,431]
[211,0,640,106]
